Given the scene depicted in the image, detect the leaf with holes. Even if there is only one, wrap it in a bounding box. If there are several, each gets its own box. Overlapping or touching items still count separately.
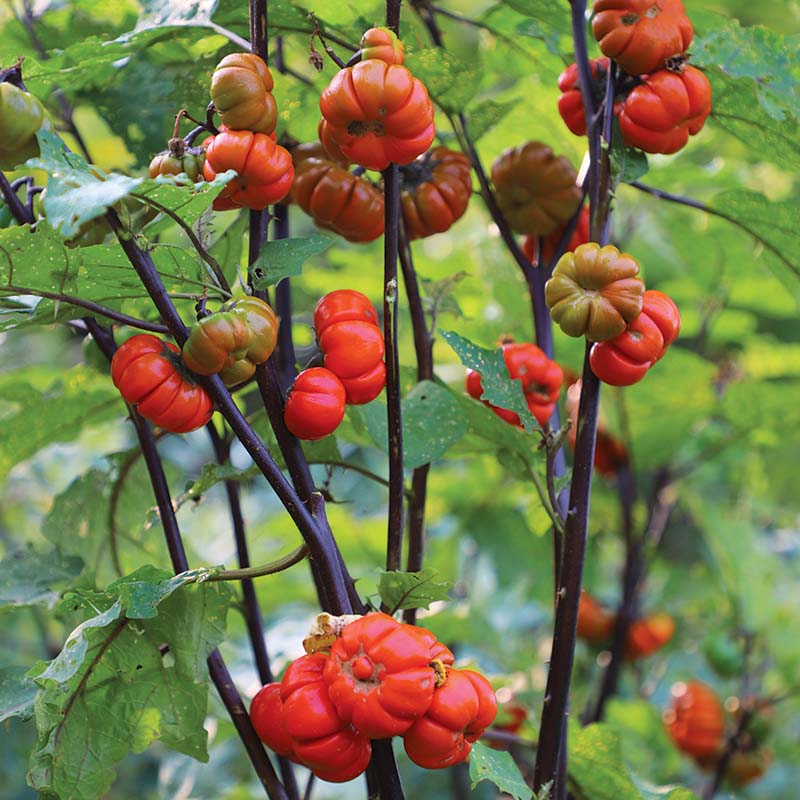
[441,330,539,434]
[356,379,468,469]
[250,235,334,289]
[27,566,232,800]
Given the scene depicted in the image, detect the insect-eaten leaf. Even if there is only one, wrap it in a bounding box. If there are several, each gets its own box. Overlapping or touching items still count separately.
[358,379,468,469]
[441,330,539,434]
[26,565,233,800]
[469,741,534,800]
[377,569,452,613]
[251,234,334,289]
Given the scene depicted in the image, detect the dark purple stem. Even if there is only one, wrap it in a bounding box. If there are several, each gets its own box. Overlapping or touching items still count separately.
[83,319,288,800]
[0,172,34,224]
[272,205,297,392]
[383,162,405,573]
[398,226,433,624]
[583,464,639,723]
[533,1,610,795]
[205,422,301,800]
[105,211,352,615]
[206,423,274,684]
[533,347,601,797]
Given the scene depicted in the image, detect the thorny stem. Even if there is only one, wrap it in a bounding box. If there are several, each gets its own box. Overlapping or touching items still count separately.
[83,319,288,800]
[397,225,432,623]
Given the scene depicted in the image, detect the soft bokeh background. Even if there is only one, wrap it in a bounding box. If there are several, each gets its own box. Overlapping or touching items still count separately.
[1,1,799,798]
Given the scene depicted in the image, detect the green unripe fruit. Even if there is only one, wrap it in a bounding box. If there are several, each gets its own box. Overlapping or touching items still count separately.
[0,83,52,169]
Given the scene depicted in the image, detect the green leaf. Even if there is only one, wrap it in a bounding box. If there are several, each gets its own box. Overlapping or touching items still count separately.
[702,66,800,170]
[33,130,142,237]
[377,569,452,612]
[568,723,641,800]
[251,235,335,289]
[0,546,83,610]
[504,0,572,55]
[0,366,121,484]
[0,665,37,723]
[692,14,799,122]
[466,99,519,142]
[708,189,800,281]
[357,380,468,469]
[441,330,539,434]
[612,122,649,186]
[135,0,219,29]
[28,567,231,800]
[469,741,534,800]
[41,451,182,585]
[172,461,259,512]
[412,48,482,112]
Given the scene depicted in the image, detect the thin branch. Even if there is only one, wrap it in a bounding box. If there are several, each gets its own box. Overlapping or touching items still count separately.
[206,20,252,50]
[533,2,608,794]
[702,707,754,800]
[523,459,565,535]
[583,464,639,723]
[185,545,310,582]
[107,446,147,578]
[206,422,277,685]
[17,1,94,162]
[626,181,800,280]
[0,283,170,333]
[134,194,231,294]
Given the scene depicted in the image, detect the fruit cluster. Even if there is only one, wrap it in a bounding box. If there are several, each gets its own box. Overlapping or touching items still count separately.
[250,612,497,782]
[284,290,386,440]
[319,29,435,171]
[465,340,564,428]
[545,243,681,387]
[148,52,296,210]
[557,0,712,155]
[576,591,675,659]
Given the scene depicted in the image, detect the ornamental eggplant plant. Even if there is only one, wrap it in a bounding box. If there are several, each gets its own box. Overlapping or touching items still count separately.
[0,4,797,800]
